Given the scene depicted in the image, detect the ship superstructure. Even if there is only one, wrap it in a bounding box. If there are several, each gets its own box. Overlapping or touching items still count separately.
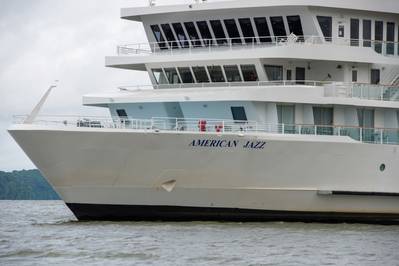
[9,0,399,223]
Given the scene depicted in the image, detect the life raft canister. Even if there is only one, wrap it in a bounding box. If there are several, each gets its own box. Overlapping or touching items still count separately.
[198,120,207,132]
[215,123,223,132]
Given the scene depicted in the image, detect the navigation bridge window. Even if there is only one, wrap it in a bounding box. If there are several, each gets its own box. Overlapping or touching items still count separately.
[254,17,272,43]
[241,65,258,81]
[184,22,202,47]
[287,15,304,41]
[224,65,242,82]
[151,25,167,49]
[161,24,179,49]
[172,23,189,48]
[164,68,181,84]
[238,18,256,43]
[224,19,242,44]
[178,67,195,83]
[207,65,225,82]
[192,66,210,83]
[210,20,227,45]
[270,16,286,39]
[152,68,168,84]
[196,21,213,46]
[317,16,332,42]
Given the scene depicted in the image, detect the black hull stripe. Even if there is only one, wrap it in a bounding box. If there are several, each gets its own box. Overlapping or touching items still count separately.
[66,203,399,225]
[331,191,399,197]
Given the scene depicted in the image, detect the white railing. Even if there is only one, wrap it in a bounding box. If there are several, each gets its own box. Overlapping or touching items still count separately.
[117,81,399,102]
[13,115,399,145]
[116,35,399,57]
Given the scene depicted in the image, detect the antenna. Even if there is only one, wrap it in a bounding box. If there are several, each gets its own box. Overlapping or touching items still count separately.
[24,80,58,124]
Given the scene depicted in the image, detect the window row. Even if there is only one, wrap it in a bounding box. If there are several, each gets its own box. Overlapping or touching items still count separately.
[150,15,304,49]
[151,64,259,84]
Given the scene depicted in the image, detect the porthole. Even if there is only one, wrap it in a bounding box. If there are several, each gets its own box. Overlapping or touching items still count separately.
[380,164,386,172]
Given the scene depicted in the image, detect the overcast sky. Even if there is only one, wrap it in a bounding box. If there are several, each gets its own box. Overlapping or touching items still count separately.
[0,0,203,171]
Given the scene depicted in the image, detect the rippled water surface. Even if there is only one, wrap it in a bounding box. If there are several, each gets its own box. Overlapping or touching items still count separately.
[1,201,399,265]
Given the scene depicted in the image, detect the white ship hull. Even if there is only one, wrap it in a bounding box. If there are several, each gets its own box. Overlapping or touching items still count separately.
[8,124,399,223]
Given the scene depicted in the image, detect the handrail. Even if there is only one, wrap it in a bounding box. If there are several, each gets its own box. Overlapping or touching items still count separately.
[116,35,399,57]
[12,115,399,145]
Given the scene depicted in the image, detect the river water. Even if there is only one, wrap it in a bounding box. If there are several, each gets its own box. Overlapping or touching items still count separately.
[1,201,399,265]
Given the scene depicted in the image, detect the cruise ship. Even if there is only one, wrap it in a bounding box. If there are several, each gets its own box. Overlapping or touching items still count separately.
[8,0,399,223]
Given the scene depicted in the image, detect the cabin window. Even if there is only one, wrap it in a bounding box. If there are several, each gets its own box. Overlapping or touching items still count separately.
[116,109,128,119]
[254,17,271,42]
[172,23,189,48]
[196,21,213,46]
[207,65,225,82]
[317,16,332,42]
[277,105,295,128]
[387,22,395,55]
[357,109,374,128]
[150,25,167,49]
[363,20,372,47]
[184,22,202,47]
[238,18,256,43]
[350,19,359,46]
[192,66,209,83]
[231,106,248,121]
[287,15,304,41]
[164,68,181,84]
[286,69,292,80]
[264,65,283,81]
[178,67,195,83]
[338,25,344,38]
[371,69,380,84]
[152,68,168,84]
[223,19,242,44]
[223,65,242,82]
[270,16,286,39]
[352,70,358,82]
[161,24,178,48]
[210,20,227,45]
[313,107,333,135]
[241,65,258,81]
[375,21,383,54]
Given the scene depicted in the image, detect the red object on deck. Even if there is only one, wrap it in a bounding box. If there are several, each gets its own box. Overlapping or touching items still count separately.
[198,120,207,132]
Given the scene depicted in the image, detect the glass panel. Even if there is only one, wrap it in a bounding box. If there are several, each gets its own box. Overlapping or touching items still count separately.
[286,69,292,80]
[375,21,383,54]
[231,107,247,121]
[161,24,179,48]
[350,19,359,46]
[352,70,358,82]
[183,22,202,47]
[210,20,227,45]
[150,25,167,49]
[223,65,242,82]
[313,107,333,135]
[363,20,371,47]
[295,67,305,84]
[164,68,181,84]
[177,67,194,83]
[277,105,295,133]
[270,16,286,39]
[116,109,128,118]
[172,23,189,48]
[223,19,242,44]
[207,65,225,82]
[152,68,168,84]
[387,22,395,55]
[196,21,213,46]
[192,66,209,83]
[264,65,283,81]
[287,15,304,41]
[238,18,255,43]
[254,17,271,43]
[371,69,380,84]
[317,16,332,42]
[241,65,259,81]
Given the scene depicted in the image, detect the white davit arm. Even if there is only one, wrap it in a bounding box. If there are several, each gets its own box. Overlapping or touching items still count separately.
[24,81,58,124]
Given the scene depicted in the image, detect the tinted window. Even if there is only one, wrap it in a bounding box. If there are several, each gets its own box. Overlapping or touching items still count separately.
[223,65,242,82]
[371,69,380,84]
[210,20,227,45]
[196,21,213,46]
[116,109,128,118]
[387,22,395,55]
[375,21,383,53]
[350,19,359,46]
[172,23,189,48]
[238,18,255,43]
[287,15,304,41]
[264,65,283,81]
[152,68,168,84]
[161,24,178,48]
[192,66,209,83]
[241,65,258,81]
[270,16,286,39]
[313,107,333,126]
[231,107,247,121]
[363,20,371,47]
[352,70,358,82]
[207,65,225,82]
[254,17,271,42]
[164,68,181,84]
[150,25,167,49]
[183,22,202,47]
[178,67,194,83]
[277,105,295,125]
[317,16,332,41]
[295,67,306,84]
[223,19,242,44]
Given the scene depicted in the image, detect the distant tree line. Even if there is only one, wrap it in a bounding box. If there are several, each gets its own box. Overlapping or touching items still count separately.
[0,169,60,200]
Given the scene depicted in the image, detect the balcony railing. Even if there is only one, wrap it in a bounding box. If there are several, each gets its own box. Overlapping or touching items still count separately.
[117,80,399,102]
[13,115,399,145]
[116,35,399,57]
